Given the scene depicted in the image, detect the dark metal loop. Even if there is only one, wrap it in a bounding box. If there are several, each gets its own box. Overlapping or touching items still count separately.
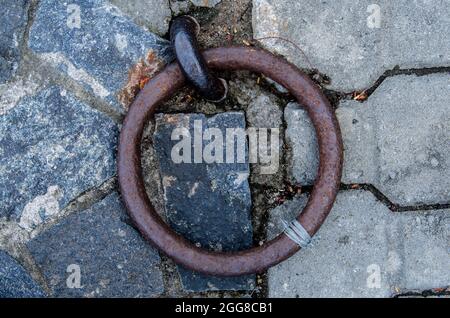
[170,16,227,102]
[118,47,343,276]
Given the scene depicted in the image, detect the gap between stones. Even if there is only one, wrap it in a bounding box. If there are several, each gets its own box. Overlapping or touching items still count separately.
[336,66,450,101]
[273,63,450,214]
[340,184,450,213]
[34,176,118,239]
[13,0,124,123]
[394,286,450,298]
[363,65,450,100]
[0,177,117,296]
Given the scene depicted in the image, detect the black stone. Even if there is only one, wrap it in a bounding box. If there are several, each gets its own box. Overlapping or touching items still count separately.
[153,112,255,292]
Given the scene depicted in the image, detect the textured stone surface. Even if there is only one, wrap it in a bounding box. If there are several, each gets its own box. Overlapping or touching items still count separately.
[284,102,318,186]
[0,77,39,116]
[335,102,378,185]
[268,191,450,298]
[108,0,172,36]
[253,0,450,91]
[141,122,167,217]
[287,74,450,205]
[169,0,192,16]
[247,94,282,129]
[246,93,283,186]
[286,101,376,186]
[153,112,254,292]
[29,0,173,112]
[0,250,45,298]
[27,193,164,298]
[0,86,117,229]
[364,74,450,205]
[0,0,29,83]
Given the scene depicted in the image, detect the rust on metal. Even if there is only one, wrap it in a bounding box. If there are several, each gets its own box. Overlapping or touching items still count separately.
[118,50,165,109]
[118,46,343,276]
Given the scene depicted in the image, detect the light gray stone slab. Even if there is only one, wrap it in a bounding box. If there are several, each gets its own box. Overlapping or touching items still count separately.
[284,102,318,186]
[400,212,450,290]
[246,93,283,186]
[268,190,450,298]
[253,0,450,91]
[286,74,450,205]
[367,74,450,206]
[335,102,378,184]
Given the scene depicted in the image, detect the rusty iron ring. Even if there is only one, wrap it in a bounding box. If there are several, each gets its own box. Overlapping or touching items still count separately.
[118,46,343,276]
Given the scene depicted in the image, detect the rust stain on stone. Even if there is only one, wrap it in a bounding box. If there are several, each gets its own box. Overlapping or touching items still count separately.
[118,50,165,109]
[353,90,368,101]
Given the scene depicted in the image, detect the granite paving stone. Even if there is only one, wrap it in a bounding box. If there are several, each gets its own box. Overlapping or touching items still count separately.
[284,102,318,186]
[0,86,118,230]
[27,192,165,298]
[0,250,45,298]
[108,0,172,36]
[253,0,450,91]
[246,93,283,186]
[0,0,29,83]
[29,0,174,112]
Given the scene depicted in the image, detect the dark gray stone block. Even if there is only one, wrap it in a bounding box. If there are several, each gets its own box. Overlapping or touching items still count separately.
[0,0,29,83]
[27,193,165,298]
[0,250,45,298]
[0,86,117,229]
[153,112,255,292]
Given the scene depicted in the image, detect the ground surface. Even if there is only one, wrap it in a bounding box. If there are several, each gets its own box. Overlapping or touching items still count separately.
[0,0,448,298]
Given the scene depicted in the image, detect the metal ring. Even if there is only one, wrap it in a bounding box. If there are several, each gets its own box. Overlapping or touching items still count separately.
[118,46,343,276]
[170,16,227,102]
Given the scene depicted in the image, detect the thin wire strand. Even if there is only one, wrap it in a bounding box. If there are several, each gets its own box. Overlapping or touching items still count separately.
[282,219,312,248]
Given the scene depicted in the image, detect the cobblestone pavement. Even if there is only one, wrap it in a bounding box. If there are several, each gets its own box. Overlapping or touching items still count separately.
[0,0,448,298]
